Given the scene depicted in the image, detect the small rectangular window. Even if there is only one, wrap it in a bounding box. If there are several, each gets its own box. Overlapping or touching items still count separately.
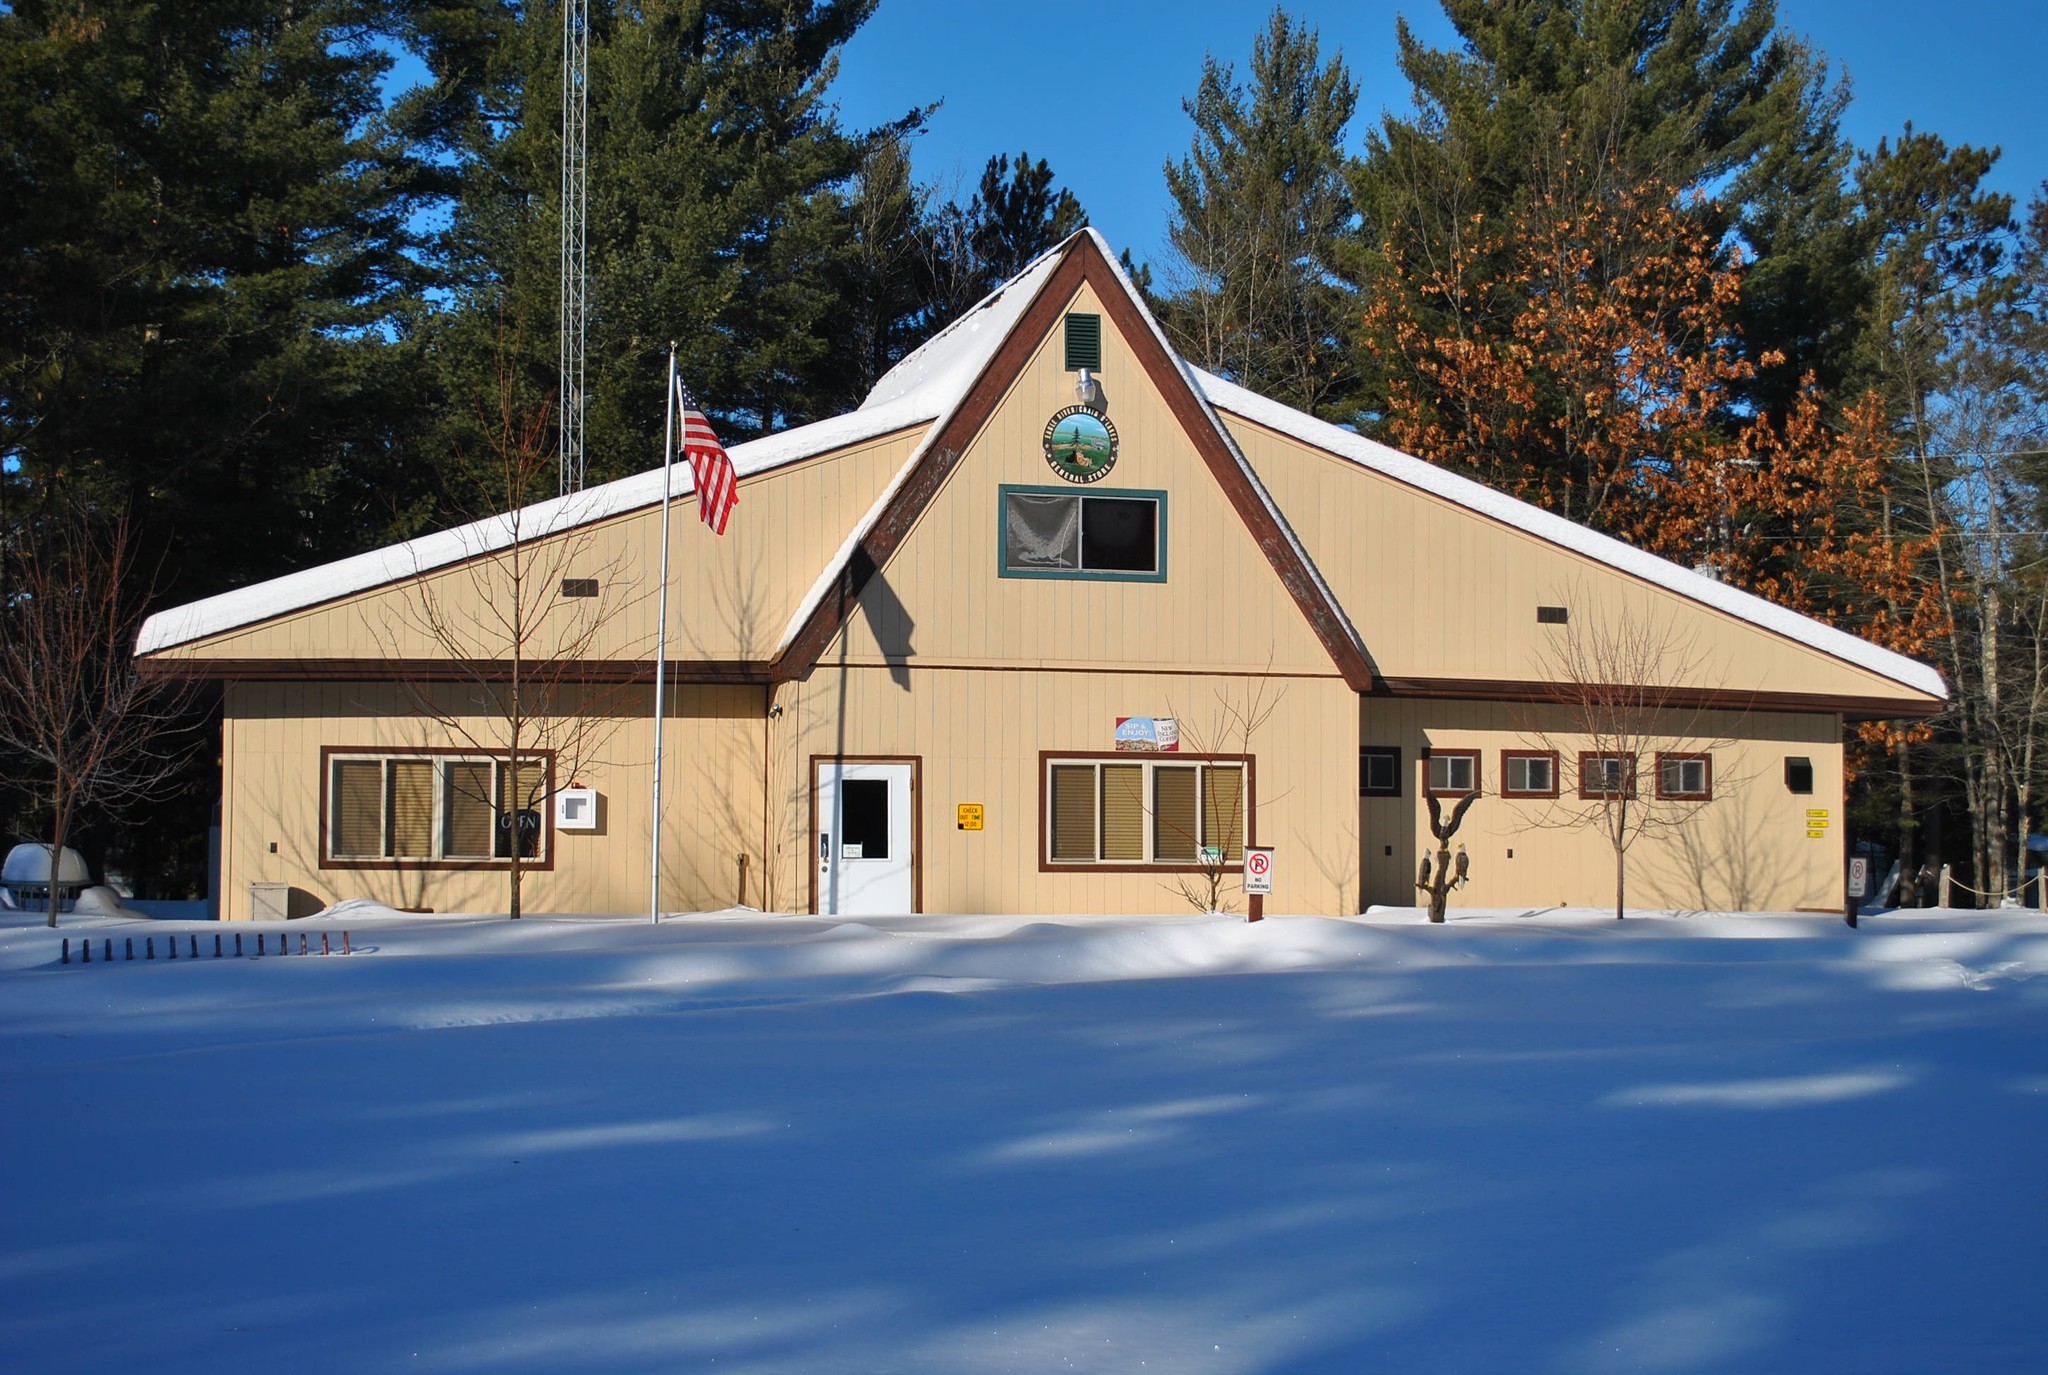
[560,578,599,598]
[1359,747,1401,797]
[1657,753,1712,800]
[1064,313,1102,371]
[1785,757,1814,794]
[1001,487,1165,581]
[1536,605,1569,624]
[1502,750,1559,798]
[1579,752,1637,799]
[1426,750,1479,797]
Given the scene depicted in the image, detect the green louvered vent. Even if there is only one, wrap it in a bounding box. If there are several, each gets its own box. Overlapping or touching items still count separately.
[1064,313,1102,371]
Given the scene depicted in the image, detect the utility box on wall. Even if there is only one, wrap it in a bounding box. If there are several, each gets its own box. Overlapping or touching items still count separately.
[249,882,290,921]
[555,787,599,832]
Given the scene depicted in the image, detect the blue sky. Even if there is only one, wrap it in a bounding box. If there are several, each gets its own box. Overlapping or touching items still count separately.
[828,0,2047,264]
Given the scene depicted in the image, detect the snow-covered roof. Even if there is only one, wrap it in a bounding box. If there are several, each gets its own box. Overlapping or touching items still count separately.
[139,227,1947,706]
[1195,369,1948,700]
[136,394,943,656]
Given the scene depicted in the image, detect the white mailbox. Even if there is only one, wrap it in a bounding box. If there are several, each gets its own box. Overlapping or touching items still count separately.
[554,787,599,832]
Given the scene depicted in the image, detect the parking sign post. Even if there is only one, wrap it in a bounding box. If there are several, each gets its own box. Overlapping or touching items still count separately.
[1244,846,1273,922]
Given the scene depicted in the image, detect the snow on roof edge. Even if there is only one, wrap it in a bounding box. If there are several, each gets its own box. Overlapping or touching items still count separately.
[1085,232,1370,668]
[773,234,1089,657]
[136,398,942,656]
[1194,368,1949,702]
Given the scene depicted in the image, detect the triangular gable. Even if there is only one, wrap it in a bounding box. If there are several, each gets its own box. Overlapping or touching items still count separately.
[772,230,1374,689]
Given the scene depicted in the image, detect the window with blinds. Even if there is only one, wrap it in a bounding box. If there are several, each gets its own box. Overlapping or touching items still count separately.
[326,753,548,864]
[1043,757,1247,866]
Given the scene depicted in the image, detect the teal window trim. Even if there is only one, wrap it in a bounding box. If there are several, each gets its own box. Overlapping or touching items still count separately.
[998,484,1168,583]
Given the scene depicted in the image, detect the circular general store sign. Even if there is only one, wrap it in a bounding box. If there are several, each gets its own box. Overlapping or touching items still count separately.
[1042,406,1118,483]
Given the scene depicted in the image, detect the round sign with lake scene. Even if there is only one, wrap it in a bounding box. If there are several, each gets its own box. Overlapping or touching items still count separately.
[1042,406,1118,483]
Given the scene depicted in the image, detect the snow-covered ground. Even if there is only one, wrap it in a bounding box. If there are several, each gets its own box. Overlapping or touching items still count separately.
[3,904,2044,1373]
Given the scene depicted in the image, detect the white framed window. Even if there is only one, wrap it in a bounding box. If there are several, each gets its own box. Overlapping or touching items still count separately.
[325,751,550,866]
[1502,750,1559,798]
[1043,754,1247,867]
[1578,752,1637,800]
[1656,753,1712,800]
[1425,749,1479,796]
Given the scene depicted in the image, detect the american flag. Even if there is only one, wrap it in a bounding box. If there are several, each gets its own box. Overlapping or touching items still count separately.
[674,374,737,535]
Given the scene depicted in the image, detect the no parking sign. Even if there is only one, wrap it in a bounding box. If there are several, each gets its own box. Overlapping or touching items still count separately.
[1243,846,1274,896]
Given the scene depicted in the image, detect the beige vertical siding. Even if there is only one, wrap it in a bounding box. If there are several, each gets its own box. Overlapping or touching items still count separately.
[220,680,764,918]
[833,283,1334,676]
[1358,697,1845,912]
[766,666,1360,917]
[160,427,922,664]
[1237,415,1939,706]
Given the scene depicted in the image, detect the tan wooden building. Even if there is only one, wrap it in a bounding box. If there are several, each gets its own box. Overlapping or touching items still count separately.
[137,231,1945,920]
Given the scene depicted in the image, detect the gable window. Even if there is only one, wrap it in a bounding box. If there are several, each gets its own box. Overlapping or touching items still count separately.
[1359,747,1401,797]
[326,751,550,867]
[1579,752,1637,799]
[1501,750,1559,799]
[1424,749,1479,797]
[1657,752,1712,800]
[1044,754,1247,867]
[1000,486,1166,581]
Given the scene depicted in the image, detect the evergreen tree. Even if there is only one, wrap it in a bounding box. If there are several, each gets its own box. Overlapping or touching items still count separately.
[0,0,438,599]
[921,149,1088,336]
[1349,0,1847,416]
[1160,8,1359,420]
[427,0,897,497]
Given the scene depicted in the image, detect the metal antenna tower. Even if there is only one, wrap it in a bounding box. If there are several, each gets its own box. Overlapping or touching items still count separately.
[558,0,590,495]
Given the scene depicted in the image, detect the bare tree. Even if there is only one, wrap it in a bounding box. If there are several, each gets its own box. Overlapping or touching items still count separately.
[0,502,194,924]
[1522,612,1738,919]
[372,369,649,919]
[1159,677,1285,916]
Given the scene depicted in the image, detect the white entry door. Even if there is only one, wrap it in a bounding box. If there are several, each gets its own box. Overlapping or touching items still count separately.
[815,760,916,915]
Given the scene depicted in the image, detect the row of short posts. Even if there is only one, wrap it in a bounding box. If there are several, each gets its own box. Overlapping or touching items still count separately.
[61,930,351,964]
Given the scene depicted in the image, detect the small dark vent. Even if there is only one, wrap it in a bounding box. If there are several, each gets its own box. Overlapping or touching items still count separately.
[1784,757,1814,794]
[1536,605,1569,624]
[560,578,599,599]
[1064,313,1102,371]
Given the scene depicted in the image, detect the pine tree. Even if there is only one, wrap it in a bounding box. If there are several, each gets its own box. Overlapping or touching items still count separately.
[1349,0,1849,417]
[1159,8,1359,420]
[427,0,895,496]
[921,149,1088,335]
[0,0,438,600]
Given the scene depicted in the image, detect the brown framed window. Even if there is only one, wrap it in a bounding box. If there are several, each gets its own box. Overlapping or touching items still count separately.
[325,751,551,867]
[1043,754,1248,867]
[1579,752,1637,799]
[1360,746,1401,797]
[1424,749,1480,797]
[1656,752,1713,800]
[1501,750,1560,799]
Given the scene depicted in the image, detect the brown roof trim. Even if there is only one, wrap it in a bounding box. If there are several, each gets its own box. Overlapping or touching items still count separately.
[1373,675,1943,722]
[1082,236,1374,692]
[137,657,773,686]
[771,234,1374,691]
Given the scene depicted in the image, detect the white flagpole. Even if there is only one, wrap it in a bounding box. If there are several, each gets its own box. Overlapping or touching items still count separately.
[651,344,677,924]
